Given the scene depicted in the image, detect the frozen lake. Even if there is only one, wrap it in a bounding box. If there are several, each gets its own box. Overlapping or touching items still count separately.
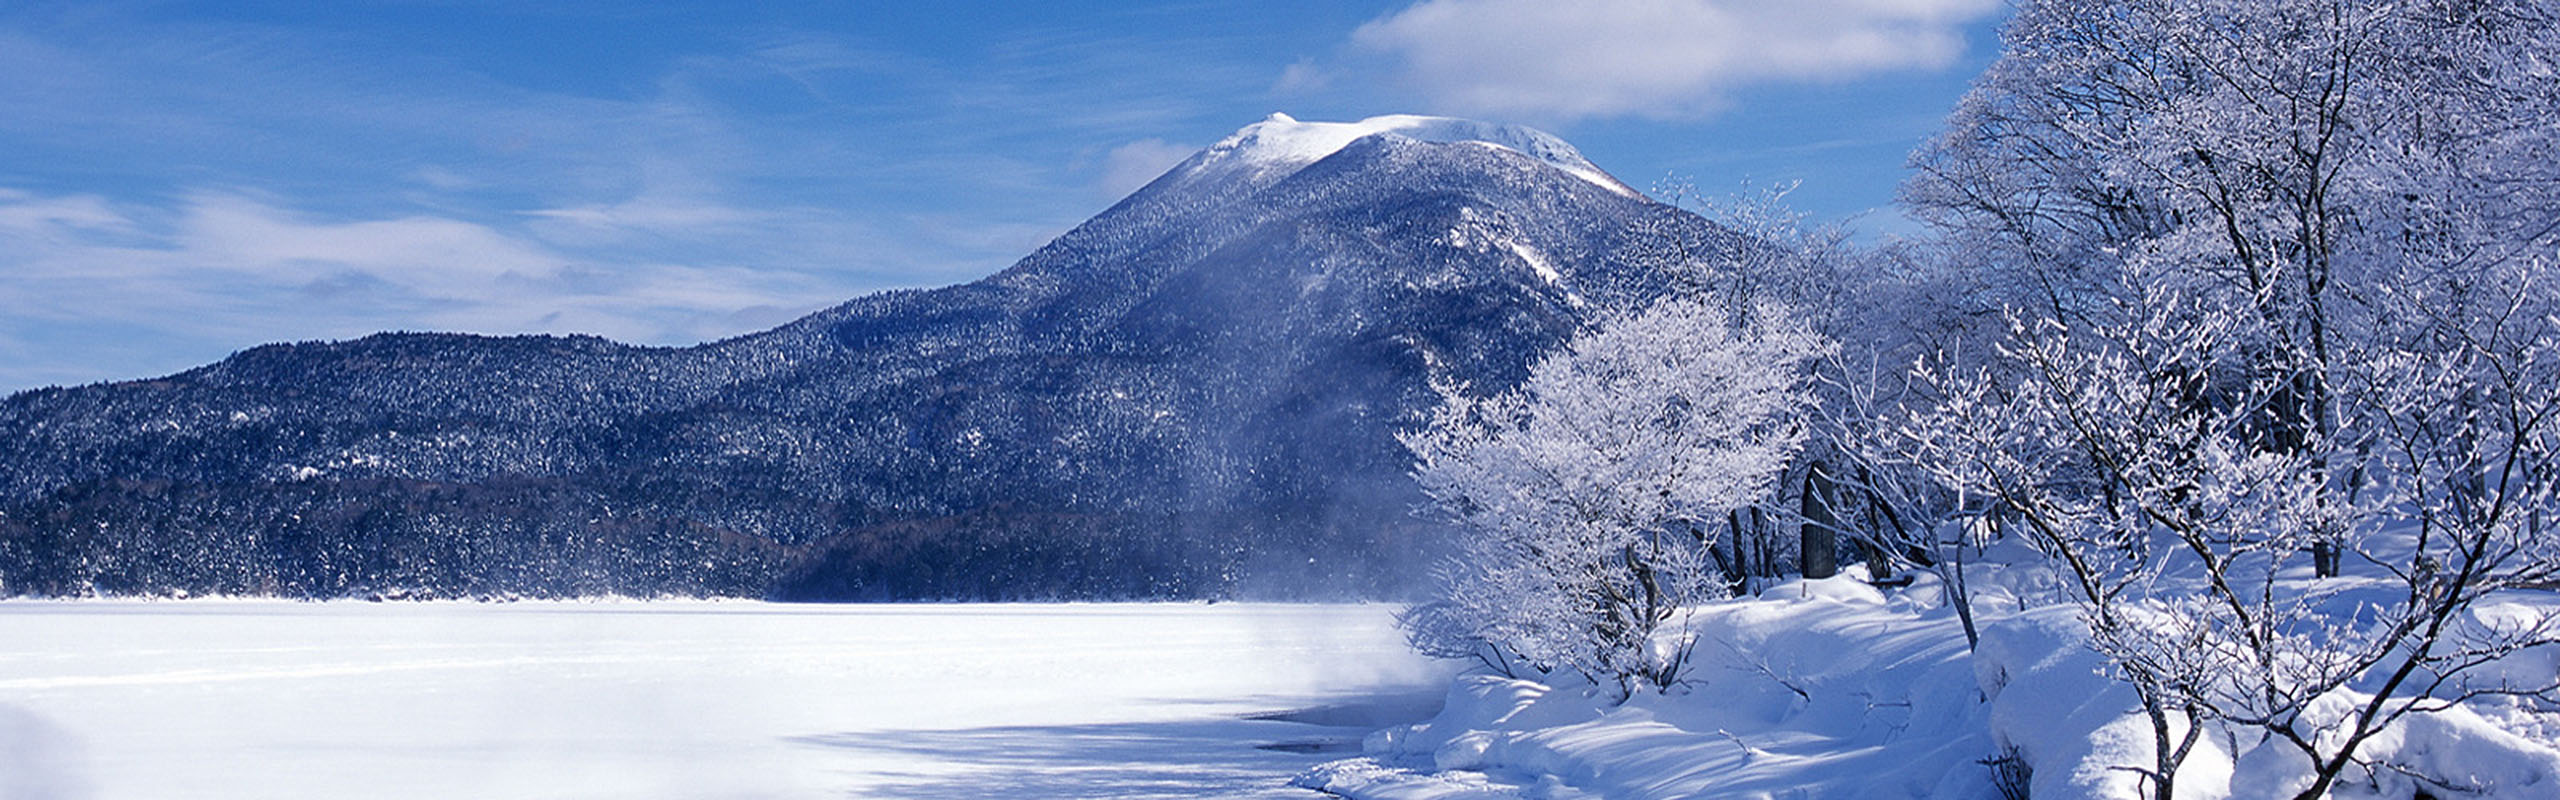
[0,601,1448,799]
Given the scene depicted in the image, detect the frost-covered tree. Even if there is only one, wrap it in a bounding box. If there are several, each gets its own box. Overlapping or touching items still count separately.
[1898,1,2560,796]
[1629,183,1911,587]
[1898,280,2312,799]
[1907,0,2560,570]
[1400,295,1831,694]
[1901,266,2560,800]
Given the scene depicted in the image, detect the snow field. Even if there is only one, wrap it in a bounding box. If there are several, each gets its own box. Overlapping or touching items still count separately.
[9,578,2554,800]
[0,601,1448,800]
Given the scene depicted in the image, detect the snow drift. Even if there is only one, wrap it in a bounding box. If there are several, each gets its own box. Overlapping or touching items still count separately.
[1299,564,2560,800]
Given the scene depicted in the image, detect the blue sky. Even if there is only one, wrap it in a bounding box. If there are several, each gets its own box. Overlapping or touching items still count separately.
[0,0,2008,393]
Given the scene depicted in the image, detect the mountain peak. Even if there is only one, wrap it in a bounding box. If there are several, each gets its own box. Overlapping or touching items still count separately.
[0,108,1719,602]
[1187,113,1637,197]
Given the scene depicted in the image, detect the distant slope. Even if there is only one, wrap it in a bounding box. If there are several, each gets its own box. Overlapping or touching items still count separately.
[0,114,1736,600]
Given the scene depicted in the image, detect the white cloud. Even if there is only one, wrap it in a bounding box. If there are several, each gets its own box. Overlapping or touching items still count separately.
[524,194,765,233]
[0,189,128,234]
[409,166,477,191]
[1096,138,1200,199]
[1338,0,2002,119]
[0,188,852,391]
[178,194,569,288]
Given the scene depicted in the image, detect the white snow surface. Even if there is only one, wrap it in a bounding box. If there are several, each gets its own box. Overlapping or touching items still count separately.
[1503,240,1562,286]
[0,601,1448,800]
[1300,568,1996,800]
[14,576,2556,800]
[1189,113,1638,197]
[1295,565,2560,800]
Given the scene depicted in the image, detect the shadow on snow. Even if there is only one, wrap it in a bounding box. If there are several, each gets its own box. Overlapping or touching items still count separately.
[791,690,1443,799]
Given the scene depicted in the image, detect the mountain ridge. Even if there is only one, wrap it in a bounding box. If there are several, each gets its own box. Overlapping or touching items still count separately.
[0,114,1734,600]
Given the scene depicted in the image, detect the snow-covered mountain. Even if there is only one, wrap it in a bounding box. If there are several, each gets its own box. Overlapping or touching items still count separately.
[1165,112,1637,197]
[0,114,1732,600]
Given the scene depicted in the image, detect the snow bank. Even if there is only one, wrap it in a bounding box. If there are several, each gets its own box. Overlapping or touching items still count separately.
[2224,700,2560,800]
[1974,606,2233,800]
[1302,571,1997,799]
[1302,571,2560,800]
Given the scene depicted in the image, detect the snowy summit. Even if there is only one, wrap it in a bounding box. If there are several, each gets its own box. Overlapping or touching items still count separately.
[1183,113,1638,197]
[0,106,1711,602]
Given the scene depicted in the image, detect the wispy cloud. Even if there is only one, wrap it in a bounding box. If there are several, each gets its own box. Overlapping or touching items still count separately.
[0,187,858,390]
[1095,138,1199,199]
[0,189,126,232]
[1314,0,2003,120]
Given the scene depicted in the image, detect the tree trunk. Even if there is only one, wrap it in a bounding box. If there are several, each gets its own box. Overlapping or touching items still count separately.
[1724,510,1750,594]
[1749,506,1771,582]
[1858,465,1935,569]
[1801,460,1840,580]
[1857,537,1892,582]
[1945,535,1980,651]
[2312,541,2341,578]
[1858,498,1894,583]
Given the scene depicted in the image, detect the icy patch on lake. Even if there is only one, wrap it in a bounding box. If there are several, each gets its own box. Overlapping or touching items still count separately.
[0,600,1448,799]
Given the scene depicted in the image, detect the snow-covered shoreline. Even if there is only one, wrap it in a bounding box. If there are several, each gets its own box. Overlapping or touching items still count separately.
[1296,569,2560,800]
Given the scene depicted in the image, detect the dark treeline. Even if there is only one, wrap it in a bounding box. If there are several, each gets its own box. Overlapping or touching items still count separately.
[0,476,1435,601]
